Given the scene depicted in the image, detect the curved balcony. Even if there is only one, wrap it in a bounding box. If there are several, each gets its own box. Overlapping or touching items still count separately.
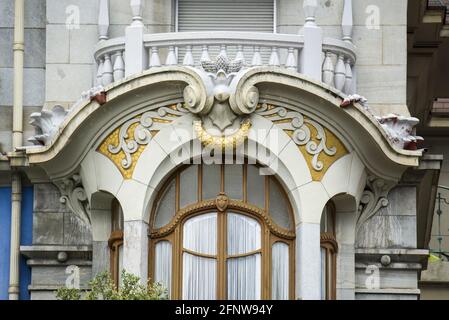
[94,31,357,95]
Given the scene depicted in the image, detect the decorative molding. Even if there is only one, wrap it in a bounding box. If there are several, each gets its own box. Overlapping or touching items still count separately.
[193,119,251,148]
[215,192,229,212]
[28,105,68,146]
[56,174,91,225]
[376,114,424,151]
[356,175,396,235]
[29,86,106,146]
[256,103,348,181]
[150,199,295,240]
[184,53,259,135]
[341,96,424,151]
[97,103,188,179]
[340,94,368,108]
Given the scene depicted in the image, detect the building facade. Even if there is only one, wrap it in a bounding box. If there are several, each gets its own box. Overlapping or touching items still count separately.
[0,0,445,300]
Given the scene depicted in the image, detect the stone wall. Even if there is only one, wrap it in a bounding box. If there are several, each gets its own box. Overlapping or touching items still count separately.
[277,0,409,116]
[27,183,92,300]
[354,185,426,300]
[0,0,46,152]
[45,0,174,107]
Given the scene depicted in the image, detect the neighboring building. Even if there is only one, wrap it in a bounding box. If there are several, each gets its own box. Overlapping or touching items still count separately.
[0,0,445,300]
[408,0,449,299]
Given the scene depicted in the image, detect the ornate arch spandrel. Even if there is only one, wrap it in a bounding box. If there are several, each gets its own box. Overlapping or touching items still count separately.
[96,103,188,179]
[255,103,348,181]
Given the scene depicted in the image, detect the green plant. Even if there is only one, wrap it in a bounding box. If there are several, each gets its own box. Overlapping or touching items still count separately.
[56,270,168,300]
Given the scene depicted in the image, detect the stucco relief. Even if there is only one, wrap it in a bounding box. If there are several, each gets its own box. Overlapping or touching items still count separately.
[183,53,259,144]
[97,103,188,179]
[356,175,396,239]
[56,174,91,225]
[256,103,348,181]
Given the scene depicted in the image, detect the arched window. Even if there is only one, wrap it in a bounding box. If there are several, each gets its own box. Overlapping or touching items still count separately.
[149,163,295,300]
[109,199,124,287]
[320,202,338,300]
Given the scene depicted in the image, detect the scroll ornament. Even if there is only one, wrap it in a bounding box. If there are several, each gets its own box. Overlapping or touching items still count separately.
[356,175,395,235]
[57,174,91,225]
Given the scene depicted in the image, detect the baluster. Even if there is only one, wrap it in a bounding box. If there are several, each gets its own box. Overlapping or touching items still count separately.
[334,54,346,91]
[285,47,297,70]
[322,52,334,86]
[102,53,113,85]
[251,46,262,66]
[235,45,246,65]
[344,59,353,94]
[183,45,194,66]
[269,47,280,66]
[113,51,125,81]
[342,0,353,43]
[96,58,104,86]
[165,46,177,66]
[130,0,144,26]
[219,45,228,58]
[149,47,161,67]
[200,45,210,62]
[98,0,110,41]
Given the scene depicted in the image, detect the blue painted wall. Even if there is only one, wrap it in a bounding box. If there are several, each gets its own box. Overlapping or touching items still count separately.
[20,186,33,300]
[0,187,12,300]
[0,185,33,300]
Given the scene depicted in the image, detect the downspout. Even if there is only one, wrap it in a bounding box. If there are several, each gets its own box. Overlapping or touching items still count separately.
[9,0,24,300]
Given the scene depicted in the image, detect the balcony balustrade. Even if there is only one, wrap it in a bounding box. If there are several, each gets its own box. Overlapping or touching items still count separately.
[93,0,356,95]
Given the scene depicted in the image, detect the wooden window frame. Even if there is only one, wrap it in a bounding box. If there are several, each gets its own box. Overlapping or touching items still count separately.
[148,163,295,300]
[320,202,338,300]
[109,199,124,287]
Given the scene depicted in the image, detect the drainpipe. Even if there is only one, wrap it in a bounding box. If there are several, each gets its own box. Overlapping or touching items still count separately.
[9,0,24,300]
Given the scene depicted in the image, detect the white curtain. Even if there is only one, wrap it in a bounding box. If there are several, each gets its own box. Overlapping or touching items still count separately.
[182,213,217,299]
[227,254,261,300]
[183,213,217,255]
[271,242,289,300]
[227,213,261,255]
[182,253,217,300]
[227,213,261,300]
[155,241,172,298]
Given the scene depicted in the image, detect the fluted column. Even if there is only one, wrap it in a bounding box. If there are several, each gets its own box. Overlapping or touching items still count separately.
[125,0,147,76]
[299,0,322,81]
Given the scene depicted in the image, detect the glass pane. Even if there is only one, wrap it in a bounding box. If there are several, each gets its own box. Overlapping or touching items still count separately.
[183,213,217,255]
[227,213,261,255]
[269,178,292,230]
[321,247,326,300]
[182,253,216,300]
[111,200,124,231]
[202,164,221,200]
[224,165,243,200]
[154,179,176,228]
[271,242,289,300]
[180,165,198,208]
[155,241,172,298]
[227,254,261,300]
[321,204,334,234]
[247,165,265,209]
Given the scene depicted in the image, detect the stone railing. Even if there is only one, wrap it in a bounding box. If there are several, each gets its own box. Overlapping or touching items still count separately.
[93,0,356,94]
